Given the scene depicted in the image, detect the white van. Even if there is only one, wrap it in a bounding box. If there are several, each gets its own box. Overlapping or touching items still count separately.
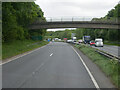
[95,38,103,47]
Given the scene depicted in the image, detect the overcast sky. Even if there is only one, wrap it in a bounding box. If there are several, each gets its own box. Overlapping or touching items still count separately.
[35,0,120,31]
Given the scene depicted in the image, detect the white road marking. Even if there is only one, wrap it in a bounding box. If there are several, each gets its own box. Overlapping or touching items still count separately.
[32,72,35,75]
[50,53,53,56]
[0,45,47,66]
[32,63,45,75]
[71,46,100,90]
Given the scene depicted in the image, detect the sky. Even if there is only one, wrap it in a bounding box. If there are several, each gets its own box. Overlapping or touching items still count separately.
[35,0,120,31]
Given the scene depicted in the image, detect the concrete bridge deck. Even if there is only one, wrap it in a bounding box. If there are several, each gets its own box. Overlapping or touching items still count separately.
[29,21,120,29]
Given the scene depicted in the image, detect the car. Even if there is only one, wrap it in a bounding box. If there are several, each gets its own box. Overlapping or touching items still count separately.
[90,41,95,46]
[67,40,73,43]
[58,39,61,41]
[78,40,83,43]
[95,39,103,47]
[52,39,54,42]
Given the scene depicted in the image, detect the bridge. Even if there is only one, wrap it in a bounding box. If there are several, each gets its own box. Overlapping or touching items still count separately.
[29,17,120,29]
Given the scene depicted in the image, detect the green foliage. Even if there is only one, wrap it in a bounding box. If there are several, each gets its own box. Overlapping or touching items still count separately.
[113,4,120,17]
[74,28,118,42]
[75,28,83,39]
[106,3,120,19]
[2,2,46,42]
[16,26,25,40]
[46,29,75,39]
[107,9,115,18]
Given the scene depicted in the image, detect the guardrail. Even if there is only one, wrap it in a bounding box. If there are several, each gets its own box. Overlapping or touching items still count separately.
[95,49,120,62]
[69,42,120,62]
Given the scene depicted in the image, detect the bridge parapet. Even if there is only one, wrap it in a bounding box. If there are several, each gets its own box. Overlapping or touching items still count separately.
[33,17,119,24]
[30,17,120,29]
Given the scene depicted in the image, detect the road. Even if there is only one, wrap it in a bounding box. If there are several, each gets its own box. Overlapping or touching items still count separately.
[75,42,119,57]
[2,42,114,88]
[91,45,119,57]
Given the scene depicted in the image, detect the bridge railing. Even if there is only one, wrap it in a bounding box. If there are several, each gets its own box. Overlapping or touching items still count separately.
[33,17,120,24]
[46,17,93,22]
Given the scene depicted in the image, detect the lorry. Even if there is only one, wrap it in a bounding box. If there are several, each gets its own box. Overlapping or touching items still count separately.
[72,37,77,44]
[83,36,91,44]
[72,37,77,40]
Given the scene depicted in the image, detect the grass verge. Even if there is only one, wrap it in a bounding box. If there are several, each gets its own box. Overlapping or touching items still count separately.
[75,44,119,88]
[2,40,49,60]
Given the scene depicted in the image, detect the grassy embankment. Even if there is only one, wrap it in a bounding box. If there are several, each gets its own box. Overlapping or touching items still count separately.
[75,44,119,88]
[2,40,49,59]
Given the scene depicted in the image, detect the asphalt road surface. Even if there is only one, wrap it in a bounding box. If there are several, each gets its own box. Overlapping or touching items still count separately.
[2,42,114,88]
[92,45,119,57]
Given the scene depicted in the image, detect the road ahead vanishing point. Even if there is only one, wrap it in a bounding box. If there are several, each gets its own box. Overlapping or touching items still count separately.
[2,42,115,88]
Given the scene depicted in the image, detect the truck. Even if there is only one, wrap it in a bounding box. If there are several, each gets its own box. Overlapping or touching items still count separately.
[72,37,77,40]
[83,36,91,44]
[72,37,77,43]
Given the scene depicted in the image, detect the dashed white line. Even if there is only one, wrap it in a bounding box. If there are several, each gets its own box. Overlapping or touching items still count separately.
[32,63,45,75]
[50,53,53,56]
[71,46,100,90]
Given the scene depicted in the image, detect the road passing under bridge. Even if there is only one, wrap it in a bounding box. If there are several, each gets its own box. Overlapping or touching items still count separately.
[3,42,115,88]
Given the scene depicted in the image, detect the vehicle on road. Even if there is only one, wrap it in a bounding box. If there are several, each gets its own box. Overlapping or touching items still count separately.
[72,37,77,43]
[64,38,67,42]
[52,39,55,42]
[83,36,91,44]
[78,40,83,43]
[58,39,61,41]
[72,37,77,40]
[95,38,103,47]
[72,40,78,44]
[67,40,73,43]
[90,41,95,46]
[55,38,59,41]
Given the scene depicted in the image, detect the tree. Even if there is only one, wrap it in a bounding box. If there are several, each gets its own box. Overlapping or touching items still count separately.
[2,2,46,42]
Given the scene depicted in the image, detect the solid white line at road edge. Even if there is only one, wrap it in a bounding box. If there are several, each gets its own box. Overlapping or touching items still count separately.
[71,46,100,90]
[0,45,47,66]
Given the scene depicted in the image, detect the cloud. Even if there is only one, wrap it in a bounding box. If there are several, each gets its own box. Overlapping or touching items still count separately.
[35,0,119,17]
[119,1,120,4]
